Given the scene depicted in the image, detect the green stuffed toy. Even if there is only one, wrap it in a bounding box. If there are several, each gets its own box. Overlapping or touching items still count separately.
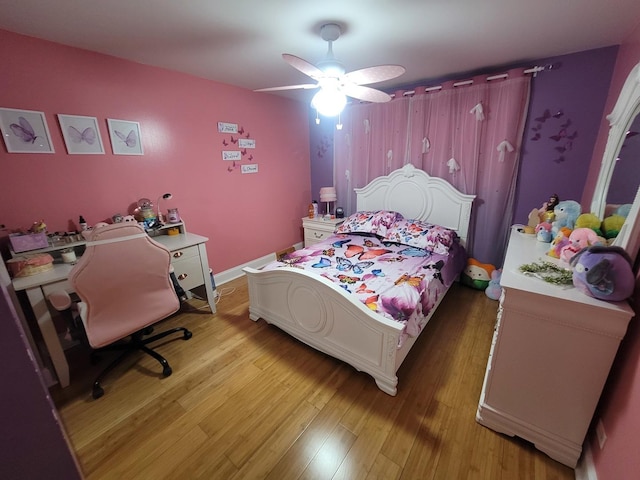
[575,213,603,236]
[602,214,626,239]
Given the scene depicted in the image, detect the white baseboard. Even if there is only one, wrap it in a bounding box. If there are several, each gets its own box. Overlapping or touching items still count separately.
[213,242,304,286]
[574,440,598,480]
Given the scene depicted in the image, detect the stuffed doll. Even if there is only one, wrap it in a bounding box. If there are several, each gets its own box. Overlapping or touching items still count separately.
[551,200,581,236]
[559,227,602,263]
[485,269,502,300]
[461,258,495,290]
[570,245,635,301]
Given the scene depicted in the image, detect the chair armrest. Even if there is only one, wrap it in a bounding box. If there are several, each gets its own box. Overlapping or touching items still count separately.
[48,290,72,311]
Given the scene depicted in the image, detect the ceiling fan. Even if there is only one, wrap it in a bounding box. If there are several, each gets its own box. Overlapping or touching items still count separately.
[255,23,406,115]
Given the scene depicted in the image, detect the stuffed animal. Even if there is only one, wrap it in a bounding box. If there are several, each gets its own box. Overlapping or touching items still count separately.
[559,227,602,263]
[461,258,495,290]
[575,213,603,236]
[602,214,627,240]
[485,269,502,300]
[535,222,552,242]
[570,245,635,301]
[547,229,572,259]
[551,200,581,236]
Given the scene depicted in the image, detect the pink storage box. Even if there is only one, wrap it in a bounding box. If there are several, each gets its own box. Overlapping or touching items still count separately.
[9,233,49,253]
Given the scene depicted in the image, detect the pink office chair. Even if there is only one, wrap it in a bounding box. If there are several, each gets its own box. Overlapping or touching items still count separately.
[49,223,191,399]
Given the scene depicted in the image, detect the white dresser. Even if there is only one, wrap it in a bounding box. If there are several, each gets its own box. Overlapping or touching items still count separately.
[476,227,634,467]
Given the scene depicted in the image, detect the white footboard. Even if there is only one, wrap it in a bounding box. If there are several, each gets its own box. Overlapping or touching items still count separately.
[243,266,405,395]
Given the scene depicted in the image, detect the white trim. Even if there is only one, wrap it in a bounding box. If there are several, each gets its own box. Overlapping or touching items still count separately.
[575,439,598,480]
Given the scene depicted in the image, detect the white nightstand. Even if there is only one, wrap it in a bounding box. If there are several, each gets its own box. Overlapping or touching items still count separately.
[302,217,344,247]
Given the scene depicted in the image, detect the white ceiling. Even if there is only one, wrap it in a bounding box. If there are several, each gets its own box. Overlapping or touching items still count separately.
[2,0,640,104]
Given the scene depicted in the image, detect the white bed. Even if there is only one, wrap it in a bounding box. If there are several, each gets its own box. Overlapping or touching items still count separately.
[243,164,475,395]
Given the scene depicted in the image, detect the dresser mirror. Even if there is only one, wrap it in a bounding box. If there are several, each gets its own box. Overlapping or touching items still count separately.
[590,61,640,266]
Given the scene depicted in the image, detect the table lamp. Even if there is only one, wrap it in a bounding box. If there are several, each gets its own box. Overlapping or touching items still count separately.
[319,187,337,218]
[156,193,172,223]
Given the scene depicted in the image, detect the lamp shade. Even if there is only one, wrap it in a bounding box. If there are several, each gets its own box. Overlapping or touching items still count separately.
[319,187,337,202]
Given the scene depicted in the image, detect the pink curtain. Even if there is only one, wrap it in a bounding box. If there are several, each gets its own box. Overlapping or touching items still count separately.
[334,69,531,266]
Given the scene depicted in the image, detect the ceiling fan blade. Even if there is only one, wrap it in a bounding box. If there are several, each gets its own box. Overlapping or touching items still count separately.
[342,84,392,103]
[254,83,318,92]
[283,54,325,80]
[344,65,406,86]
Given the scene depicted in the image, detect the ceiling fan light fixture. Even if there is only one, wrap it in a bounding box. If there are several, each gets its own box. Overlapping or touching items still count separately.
[311,87,347,117]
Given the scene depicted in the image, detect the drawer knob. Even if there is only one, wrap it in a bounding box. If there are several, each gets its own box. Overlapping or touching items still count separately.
[314,232,322,238]
[177,273,188,280]
[173,251,183,258]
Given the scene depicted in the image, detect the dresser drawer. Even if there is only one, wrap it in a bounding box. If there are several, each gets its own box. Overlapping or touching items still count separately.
[172,255,204,291]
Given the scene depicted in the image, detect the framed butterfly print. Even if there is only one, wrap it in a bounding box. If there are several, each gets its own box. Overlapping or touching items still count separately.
[58,114,105,154]
[107,118,144,155]
[0,107,55,153]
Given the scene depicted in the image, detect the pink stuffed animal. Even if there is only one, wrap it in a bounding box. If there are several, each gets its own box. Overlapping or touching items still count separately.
[559,227,602,263]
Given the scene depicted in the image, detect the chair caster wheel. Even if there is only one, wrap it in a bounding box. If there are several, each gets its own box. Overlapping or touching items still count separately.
[163,366,172,377]
[184,330,192,340]
[93,386,104,399]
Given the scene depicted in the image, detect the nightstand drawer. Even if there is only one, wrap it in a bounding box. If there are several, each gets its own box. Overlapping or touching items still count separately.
[304,229,334,245]
[302,217,344,247]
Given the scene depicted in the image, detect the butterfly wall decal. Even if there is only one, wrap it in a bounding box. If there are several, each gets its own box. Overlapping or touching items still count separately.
[10,116,38,143]
[115,129,137,148]
[68,126,96,145]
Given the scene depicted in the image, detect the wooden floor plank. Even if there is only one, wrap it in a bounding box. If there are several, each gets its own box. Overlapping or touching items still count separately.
[51,278,575,480]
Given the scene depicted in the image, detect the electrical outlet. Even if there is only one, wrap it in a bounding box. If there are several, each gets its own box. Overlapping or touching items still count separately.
[596,419,607,449]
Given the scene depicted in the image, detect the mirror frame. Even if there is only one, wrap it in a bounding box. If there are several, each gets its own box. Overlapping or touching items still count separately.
[590,61,640,266]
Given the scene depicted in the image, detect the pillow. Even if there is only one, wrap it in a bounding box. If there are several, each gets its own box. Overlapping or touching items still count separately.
[383,219,458,254]
[335,210,404,237]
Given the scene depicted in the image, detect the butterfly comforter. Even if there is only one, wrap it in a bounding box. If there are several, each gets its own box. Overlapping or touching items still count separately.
[264,233,467,347]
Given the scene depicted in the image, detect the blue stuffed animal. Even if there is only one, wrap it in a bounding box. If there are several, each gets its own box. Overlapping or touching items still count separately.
[485,269,502,301]
[551,200,582,236]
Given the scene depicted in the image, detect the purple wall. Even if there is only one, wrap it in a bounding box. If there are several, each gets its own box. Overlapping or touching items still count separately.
[512,46,618,225]
[0,286,82,480]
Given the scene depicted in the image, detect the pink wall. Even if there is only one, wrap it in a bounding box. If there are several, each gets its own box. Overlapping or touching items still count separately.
[585,19,640,480]
[0,30,311,274]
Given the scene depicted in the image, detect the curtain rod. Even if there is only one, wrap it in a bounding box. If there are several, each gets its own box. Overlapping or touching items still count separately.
[395,64,554,98]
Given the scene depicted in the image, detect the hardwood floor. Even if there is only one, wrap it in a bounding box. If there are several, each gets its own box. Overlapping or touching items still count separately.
[51,277,575,480]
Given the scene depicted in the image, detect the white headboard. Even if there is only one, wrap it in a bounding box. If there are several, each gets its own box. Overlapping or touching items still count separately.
[355,164,476,246]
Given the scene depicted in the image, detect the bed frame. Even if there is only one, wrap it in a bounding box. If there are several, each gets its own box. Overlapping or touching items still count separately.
[243,164,475,395]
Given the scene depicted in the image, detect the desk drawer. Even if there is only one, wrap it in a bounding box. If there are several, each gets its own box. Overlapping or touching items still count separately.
[170,245,199,263]
[172,255,204,291]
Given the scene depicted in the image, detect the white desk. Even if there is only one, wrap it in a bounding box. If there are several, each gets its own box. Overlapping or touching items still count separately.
[11,232,216,388]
